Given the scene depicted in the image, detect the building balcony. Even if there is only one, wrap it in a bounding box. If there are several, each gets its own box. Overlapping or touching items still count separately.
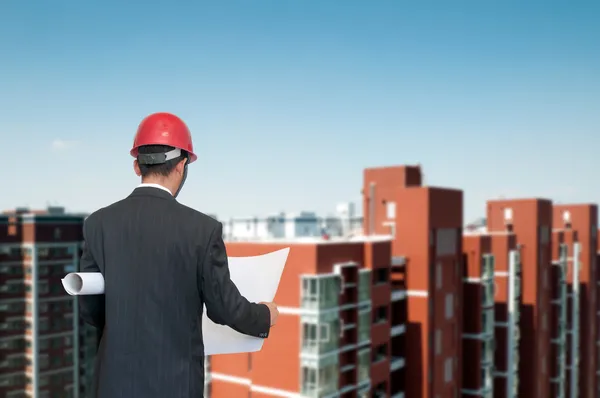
[390,324,406,337]
[390,356,405,372]
[391,289,406,302]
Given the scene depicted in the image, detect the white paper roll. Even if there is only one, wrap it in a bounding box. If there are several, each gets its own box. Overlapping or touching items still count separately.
[61,272,105,295]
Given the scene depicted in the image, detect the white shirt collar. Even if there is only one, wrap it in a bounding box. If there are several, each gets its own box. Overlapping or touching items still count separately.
[138,183,173,196]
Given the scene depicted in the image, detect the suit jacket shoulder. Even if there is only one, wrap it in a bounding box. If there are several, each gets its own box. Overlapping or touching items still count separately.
[175,202,222,235]
[84,198,128,228]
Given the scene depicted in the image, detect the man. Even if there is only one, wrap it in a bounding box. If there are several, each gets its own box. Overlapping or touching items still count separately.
[79,112,279,398]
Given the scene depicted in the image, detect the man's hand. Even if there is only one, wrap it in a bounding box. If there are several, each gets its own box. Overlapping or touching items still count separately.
[260,302,279,327]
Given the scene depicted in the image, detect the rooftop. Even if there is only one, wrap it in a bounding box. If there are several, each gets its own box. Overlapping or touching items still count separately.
[1,206,88,220]
[225,234,393,245]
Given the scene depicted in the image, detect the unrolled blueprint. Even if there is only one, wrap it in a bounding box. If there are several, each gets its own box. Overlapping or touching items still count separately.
[61,248,290,355]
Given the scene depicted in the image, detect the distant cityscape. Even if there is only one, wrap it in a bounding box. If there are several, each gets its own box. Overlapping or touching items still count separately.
[1,163,598,398]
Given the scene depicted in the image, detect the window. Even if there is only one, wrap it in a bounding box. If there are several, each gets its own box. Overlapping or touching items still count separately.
[445,294,454,319]
[482,281,494,307]
[39,318,49,331]
[435,329,442,355]
[373,306,387,324]
[436,228,458,256]
[482,338,494,364]
[542,313,547,331]
[357,348,370,383]
[358,309,371,342]
[319,324,330,342]
[302,276,340,310]
[358,270,371,302]
[540,226,549,245]
[375,268,388,284]
[302,324,318,352]
[444,357,453,383]
[374,382,387,397]
[301,277,318,308]
[482,308,494,335]
[38,281,49,295]
[320,276,340,309]
[372,344,387,363]
[481,365,492,389]
[436,262,443,289]
[386,202,396,219]
[318,364,338,395]
[482,255,494,279]
[301,367,317,395]
[301,364,338,396]
[559,243,568,260]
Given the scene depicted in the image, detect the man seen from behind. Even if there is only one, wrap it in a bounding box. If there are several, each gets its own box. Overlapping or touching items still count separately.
[78,112,279,398]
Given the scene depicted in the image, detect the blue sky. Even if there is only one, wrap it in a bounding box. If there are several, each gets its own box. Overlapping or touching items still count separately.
[1,1,598,221]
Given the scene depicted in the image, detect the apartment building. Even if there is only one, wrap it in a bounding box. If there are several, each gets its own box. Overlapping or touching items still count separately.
[362,165,464,397]
[486,199,553,397]
[489,232,520,398]
[461,234,495,398]
[0,207,97,398]
[550,228,572,398]
[460,225,521,398]
[206,236,405,398]
[552,204,598,398]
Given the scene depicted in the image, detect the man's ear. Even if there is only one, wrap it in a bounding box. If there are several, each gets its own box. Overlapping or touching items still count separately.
[176,158,188,174]
[133,160,142,177]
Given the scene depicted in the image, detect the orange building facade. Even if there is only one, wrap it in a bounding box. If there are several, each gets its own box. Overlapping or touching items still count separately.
[363,166,464,398]
[203,164,600,398]
[206,164,464,398]
[207,237,402,398]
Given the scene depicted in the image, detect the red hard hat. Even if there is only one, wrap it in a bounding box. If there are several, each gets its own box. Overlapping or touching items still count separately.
[130,112,197,164]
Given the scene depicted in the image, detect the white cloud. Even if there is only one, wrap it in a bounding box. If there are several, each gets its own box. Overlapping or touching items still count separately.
[51,139,78,151]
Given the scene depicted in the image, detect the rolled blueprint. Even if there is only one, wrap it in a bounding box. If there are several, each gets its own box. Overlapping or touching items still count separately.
[62,272,105,295]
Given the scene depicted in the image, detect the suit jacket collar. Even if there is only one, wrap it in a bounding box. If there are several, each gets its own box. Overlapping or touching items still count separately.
[129,186,176,201]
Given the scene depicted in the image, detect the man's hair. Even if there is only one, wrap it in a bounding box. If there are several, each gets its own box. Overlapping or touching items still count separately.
[137,145,188,178]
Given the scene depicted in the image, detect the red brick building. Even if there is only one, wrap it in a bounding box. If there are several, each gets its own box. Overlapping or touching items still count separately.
[363,166,463,398]
[550,227,571,397]
[489,232,520,398]
[486,199,553,398]
[0,207,98,398]
[206,164,464,398]
[552,204,598,398]
[461,234,494,398]
[207,237,402,398]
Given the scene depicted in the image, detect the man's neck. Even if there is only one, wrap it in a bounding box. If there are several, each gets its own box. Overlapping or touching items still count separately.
[140,178,173,195]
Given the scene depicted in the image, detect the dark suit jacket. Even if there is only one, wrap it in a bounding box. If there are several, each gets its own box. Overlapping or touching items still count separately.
[79,186,270,398]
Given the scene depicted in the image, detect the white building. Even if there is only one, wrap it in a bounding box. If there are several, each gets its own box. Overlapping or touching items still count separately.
[221,203,363,241]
